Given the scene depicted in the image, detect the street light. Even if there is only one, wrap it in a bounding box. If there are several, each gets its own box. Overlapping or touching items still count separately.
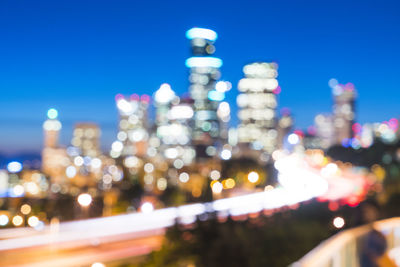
[77,193,92,207]
[140,202,154,213]
[77,193,92,219]
[248,171,259,183]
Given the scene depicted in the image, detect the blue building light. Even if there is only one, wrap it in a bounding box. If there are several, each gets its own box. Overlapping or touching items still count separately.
[186,28,217,41]
[208,90,225,101]
[185,57,223,68]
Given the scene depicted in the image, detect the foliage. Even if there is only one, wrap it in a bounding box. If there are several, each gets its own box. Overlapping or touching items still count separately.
[133,201,333,267]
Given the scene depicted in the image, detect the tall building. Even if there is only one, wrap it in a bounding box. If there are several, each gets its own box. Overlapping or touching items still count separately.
[71,123,101,157]
[41,108,69,181]
[42,108,61,149]
[314,113,334,149]
[277,108,294,149]
[186,27,223,159]
[154,84,195,165]
[329,79,357,145]
[237,62,280,154]
[111,94,150,158]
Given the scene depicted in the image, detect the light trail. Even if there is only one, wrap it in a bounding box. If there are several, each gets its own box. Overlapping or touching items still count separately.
[0,152,371,266]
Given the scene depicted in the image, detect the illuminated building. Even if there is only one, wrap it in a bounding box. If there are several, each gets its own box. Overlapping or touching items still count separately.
[216,81,232,144]
[186,27,223,158]
[0,171,8,197]
[314,114,334,149]
[329,79,357,145]
[277,108,294,149]
[154,84,195,165]
[71,123,101,157]
[111,94,150,158]
[42,108,61,149]
[237,62,280,155]
[41,109,70,180]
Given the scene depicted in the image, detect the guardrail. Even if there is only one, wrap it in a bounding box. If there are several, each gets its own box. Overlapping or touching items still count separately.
[292,217,400,267]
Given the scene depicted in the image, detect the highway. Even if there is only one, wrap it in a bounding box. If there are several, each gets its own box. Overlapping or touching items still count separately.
[0,153,370,267]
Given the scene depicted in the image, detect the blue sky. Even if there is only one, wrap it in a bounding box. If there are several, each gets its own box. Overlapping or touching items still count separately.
[1,0,399,154]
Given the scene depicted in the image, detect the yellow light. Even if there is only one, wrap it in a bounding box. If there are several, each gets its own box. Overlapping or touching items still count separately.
[27,216,39,227]
[248,171,259,183]
[223,178,236,189]
[20,204,31,215]
[264,185,274,191]
[91,263,105,267]
[12,215,23,226]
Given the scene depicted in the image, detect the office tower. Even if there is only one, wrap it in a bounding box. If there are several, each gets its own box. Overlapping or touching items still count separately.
[154,84,195,165]
[237,62,280,154]
[41,108,69,180]
[186,27,223,158]
[314,114,334,149]
[111,94,150,158]
[71,123,101,157]
[277,108,294,148]
[42,108,61,148]
[329,79,357,145]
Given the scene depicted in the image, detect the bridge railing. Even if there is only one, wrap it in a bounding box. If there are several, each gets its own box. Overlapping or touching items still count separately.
[291,217,400,267]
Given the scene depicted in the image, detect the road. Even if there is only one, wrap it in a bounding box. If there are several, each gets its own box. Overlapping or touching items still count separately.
[0,153,370,267]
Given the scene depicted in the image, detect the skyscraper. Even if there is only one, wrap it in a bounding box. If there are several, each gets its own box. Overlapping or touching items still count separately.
[42,108,61,149]
[314,113,334,149]
[111,94,150,159]
[154,84,195,165]
[329,79,357,145]
[186,27,223,159]
[41,108,69,181]
[71,123,101,157]
[277,108,294,149]
[237,62,280,155]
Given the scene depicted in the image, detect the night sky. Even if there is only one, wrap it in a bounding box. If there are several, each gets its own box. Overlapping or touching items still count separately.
[1,0,399,155]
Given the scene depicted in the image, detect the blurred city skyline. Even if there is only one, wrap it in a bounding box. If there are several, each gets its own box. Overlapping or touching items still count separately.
[1,0,399,154]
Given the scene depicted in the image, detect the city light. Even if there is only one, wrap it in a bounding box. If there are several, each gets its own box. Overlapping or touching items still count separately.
[333,216,345,229]
[212,181,223,194]
[43,120,62,131]
[247,171,259,183]
[186,27,217,41]
[47,108,58,119]
[140,202,154,213]
[154,83,175,104]
[210,170,221,180]
[208,90,225,101]
[185,57,223,68]
[179,172,190,183]
[168,105,194,120]
[288,133,300,145]
[12,215,23,226]
[12,185,24,197]
[7,161,22,173]
[215,81,231,92]
[0,23,397,267]
[220,149,232,160]
[0,215,9,226]
[77,193,92,207]
[27,216,39,227]
[66,166,77,178]
[20,204,31,215]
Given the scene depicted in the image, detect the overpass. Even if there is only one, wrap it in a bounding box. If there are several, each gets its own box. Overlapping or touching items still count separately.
[292,217,400,267]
